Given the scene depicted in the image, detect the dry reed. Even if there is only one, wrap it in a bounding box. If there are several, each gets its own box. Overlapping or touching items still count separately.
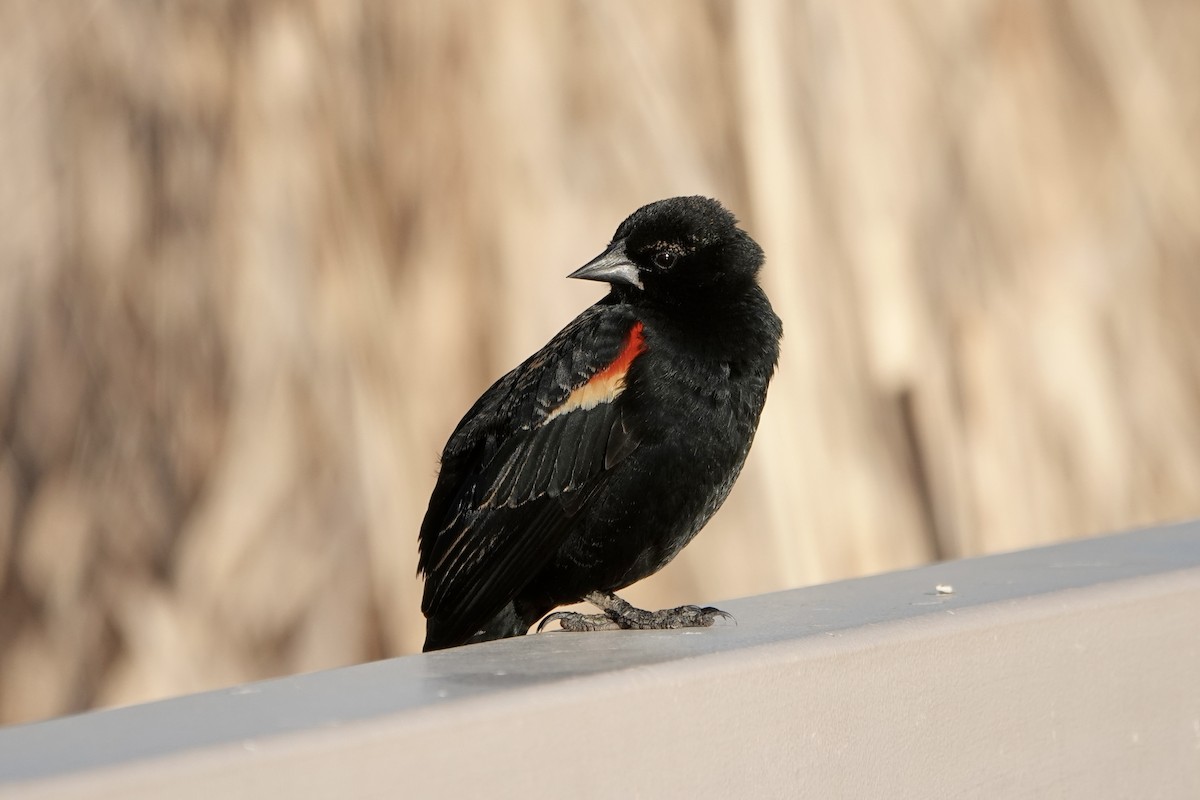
[0,0,1197,724]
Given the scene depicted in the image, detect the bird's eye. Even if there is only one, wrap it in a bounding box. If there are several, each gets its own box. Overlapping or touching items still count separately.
[652,250,678,269]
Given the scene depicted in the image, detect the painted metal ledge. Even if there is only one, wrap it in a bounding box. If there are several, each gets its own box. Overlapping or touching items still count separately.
[2,521,1199,799]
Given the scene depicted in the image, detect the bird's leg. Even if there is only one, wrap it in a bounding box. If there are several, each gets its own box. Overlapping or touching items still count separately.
[537,591,733,633]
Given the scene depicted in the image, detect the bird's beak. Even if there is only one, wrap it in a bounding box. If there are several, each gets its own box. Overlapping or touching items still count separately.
[568,239,643,290]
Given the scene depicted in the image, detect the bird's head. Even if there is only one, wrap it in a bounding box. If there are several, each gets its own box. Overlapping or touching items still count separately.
[568,196,764,301]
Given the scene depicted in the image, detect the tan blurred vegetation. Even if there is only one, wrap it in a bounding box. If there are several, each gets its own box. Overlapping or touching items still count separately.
[1,0,1198,725]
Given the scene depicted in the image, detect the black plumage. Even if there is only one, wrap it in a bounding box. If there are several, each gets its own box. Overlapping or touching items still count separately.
[418,196,782,651]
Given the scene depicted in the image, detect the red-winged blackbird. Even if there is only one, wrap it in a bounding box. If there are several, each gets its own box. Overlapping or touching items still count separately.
[418,196,781,651]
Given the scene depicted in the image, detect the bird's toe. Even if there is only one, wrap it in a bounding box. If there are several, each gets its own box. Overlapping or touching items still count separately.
[536,611,620,633]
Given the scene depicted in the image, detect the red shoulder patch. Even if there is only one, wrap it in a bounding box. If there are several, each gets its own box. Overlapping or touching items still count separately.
[545,322,646,421]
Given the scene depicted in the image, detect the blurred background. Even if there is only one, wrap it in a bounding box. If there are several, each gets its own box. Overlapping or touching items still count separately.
[1,0,1198,725]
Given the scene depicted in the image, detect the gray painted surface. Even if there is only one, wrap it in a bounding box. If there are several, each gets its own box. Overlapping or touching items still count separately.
[2,521,1199,798]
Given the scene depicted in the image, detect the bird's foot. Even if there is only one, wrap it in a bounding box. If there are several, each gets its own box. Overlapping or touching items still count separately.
[537,591,733,633]
[536,611,620,633]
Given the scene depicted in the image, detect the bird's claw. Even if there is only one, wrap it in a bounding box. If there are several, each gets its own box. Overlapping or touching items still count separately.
[700,607,736,626]
[655,605,735,629]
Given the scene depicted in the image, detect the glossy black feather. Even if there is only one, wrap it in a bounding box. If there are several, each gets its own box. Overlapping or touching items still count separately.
[418,304,644,647]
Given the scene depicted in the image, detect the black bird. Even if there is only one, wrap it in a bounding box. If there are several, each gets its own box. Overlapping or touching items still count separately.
[418,196,781,651]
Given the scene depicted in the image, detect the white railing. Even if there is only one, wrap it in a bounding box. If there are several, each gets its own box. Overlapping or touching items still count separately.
[2,521,1199,799]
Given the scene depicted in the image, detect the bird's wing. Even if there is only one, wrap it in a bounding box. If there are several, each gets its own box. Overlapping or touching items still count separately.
[417,303,648,644]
